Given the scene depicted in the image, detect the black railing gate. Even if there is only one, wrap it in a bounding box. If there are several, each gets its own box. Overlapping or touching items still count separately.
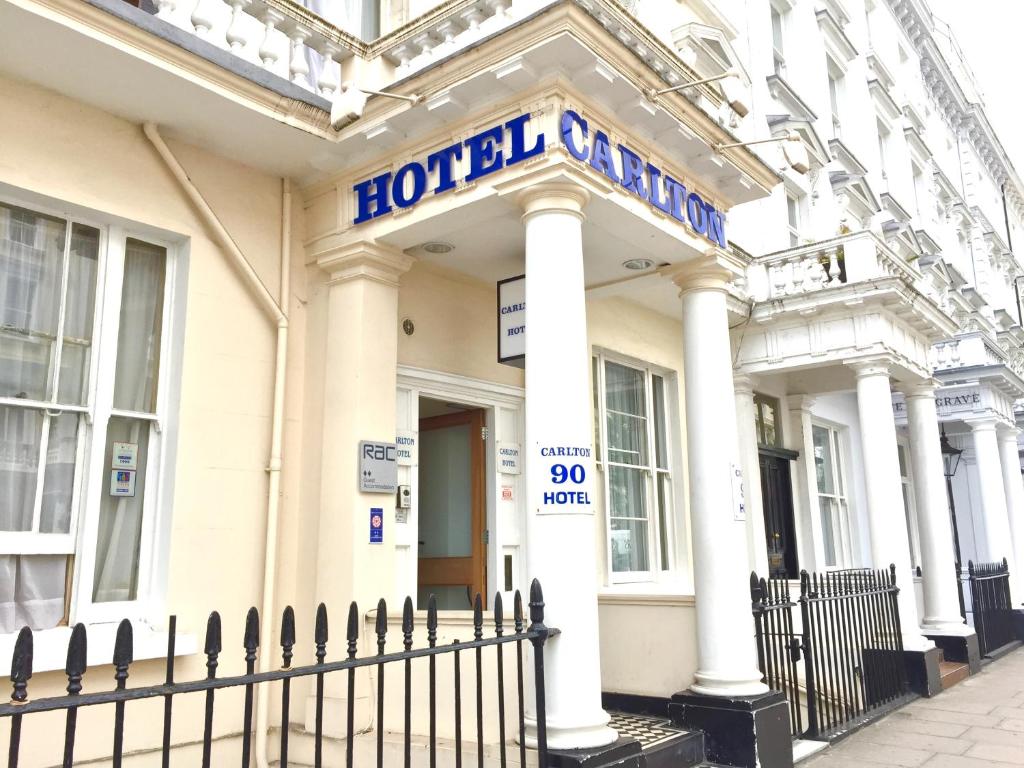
[967,559,1016,657]
[752,566,910,741]
[1,580,554,768]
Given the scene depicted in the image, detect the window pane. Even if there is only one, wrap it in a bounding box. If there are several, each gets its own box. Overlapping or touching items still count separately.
[819,497,837,567]
[592,357,601,461]
[40,413,79,533]
[113,240,166,413]
[0,203,67,401]
[93,417,151,602]
[657,472,671,570]
[57,224,99,405]
[762,400,777,446]
[787,196,799,229]
[605,362,648,466]
[771,8,783,51]
[0,405,43,531]
[652,374,669,470]
[608,465,649,572]
[0,554,67,633]
[812,425,835,494]
[832,431,845,492]
[897,444,908,477]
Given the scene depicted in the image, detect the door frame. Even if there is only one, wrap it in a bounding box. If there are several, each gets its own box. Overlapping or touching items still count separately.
[758,446,800,579]
[396,366,525,610]
[417,409,487,605]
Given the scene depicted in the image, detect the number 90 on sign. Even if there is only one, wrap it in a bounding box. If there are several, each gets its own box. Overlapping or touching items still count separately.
[544,463,590,505]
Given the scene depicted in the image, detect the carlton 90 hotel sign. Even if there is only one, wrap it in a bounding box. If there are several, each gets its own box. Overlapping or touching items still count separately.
[351,110,728,248]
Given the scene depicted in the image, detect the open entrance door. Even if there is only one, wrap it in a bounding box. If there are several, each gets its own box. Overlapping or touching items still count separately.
[417,406,486,609]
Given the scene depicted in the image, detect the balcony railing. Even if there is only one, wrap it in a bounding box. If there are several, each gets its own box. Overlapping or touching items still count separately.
[744,231,922,303]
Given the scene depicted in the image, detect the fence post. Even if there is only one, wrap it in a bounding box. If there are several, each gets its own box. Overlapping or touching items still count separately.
[528,579,549,768]
[798,572,819,739]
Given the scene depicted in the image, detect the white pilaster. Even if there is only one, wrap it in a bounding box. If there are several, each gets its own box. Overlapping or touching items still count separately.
[996,427,1024,601]
[520,184,616,750]
[904,383,969,632]
[674,255,767,697]
[852,361,932,651]
[968,418,1014,566]
[734,374,769,577]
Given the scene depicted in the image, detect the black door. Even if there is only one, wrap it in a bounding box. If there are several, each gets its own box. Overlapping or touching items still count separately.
[759,451,799,579]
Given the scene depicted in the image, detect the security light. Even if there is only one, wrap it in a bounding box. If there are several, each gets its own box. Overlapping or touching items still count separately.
[330,83,423,131]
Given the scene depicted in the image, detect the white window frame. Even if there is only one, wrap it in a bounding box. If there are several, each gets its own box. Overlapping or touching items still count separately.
[826,58,844,138]
[0,190,184,632]
[592,351,677,584]
[786,192,803,248]
[896,438,921,569]
[811,421,853,569]
[770,4,787,76]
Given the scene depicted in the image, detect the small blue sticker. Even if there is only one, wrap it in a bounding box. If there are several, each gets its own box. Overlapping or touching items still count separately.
[370,508,384,544]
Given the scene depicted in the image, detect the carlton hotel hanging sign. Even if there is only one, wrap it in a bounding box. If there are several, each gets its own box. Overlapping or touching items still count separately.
[351,110,728,248]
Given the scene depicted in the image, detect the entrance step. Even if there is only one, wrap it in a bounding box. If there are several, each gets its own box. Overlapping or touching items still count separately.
[938,659,970,690]
[606,712,705,768]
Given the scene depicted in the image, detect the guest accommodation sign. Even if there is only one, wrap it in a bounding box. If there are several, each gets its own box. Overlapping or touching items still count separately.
[497,275,525,366]
[351,111,726,247]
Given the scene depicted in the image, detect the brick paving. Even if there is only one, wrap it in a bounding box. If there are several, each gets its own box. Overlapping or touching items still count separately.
[802,646,1024,767]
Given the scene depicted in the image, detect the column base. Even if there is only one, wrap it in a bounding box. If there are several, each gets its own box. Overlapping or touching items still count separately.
[902,647,943,698]
[923,631,982,675]
[668,690,792,768]
[547,738,644,768]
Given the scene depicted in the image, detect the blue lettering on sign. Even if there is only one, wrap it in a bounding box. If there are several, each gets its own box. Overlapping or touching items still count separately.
[557,110,726,247]
[352,110,727,248]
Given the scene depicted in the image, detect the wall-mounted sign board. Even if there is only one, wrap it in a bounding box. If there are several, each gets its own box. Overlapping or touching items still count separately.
[498,275,525,367]
[359,441,397,493]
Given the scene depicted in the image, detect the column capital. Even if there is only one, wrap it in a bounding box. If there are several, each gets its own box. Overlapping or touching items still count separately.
[786,393,816,412]
[901,378,940,399]
[997,424,1022,440]
[965,415,1001,432]
[317,240,416,287]
[517,183,589,221]
[732,373,755,396]
[847,357,892,379]
[668,248,744,294]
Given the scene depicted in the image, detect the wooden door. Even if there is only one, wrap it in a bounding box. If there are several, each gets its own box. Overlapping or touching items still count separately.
[759,450,799,579]
[417,409,486,608]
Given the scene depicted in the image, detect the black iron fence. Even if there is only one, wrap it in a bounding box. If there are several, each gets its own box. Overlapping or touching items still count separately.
[752,566,910,741]
[967,559,1015,657]
[1,580,553,768]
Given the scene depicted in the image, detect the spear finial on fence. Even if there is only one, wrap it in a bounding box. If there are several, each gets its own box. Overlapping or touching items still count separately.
[204,613,222,679]
[513,590,523,634]
[346,602,359,659]
[528,579,545,631]
[427,595,438,648]
[402,597,414,652]
[244,607,260,665]
[113,620,134,688]
[315,603,329,664]
[281,606,296,669]
[11,626,33,704]
[66,624,87,694]
[494,592,504,637]
[473,594,483,641]
[376,599,388,655]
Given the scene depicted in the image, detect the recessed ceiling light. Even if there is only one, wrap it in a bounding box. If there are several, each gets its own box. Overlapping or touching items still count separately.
[623,258,655,271]
[422,241,454,254]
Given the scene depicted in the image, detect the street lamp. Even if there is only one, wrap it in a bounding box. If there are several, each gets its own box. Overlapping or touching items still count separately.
[940,426,965,611]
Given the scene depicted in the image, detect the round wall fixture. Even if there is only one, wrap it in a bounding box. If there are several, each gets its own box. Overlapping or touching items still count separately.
[402,318,415,335]
[422,241,454,254]
[622,258,655,271]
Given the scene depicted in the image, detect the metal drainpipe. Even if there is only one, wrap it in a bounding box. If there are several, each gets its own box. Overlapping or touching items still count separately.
[142,124,289,768]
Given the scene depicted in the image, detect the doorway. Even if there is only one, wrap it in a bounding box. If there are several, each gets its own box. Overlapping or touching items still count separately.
[759,449,799,579]
[417,399,487,610]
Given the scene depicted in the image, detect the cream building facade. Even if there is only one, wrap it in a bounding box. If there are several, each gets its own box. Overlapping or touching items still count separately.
[1,0,1023,766]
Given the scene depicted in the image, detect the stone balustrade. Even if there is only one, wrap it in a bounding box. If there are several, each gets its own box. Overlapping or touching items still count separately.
[744,231,921,303]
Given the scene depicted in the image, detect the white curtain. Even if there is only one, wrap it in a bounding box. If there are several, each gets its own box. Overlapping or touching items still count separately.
[0,406,41,532]
[0,555,67,633]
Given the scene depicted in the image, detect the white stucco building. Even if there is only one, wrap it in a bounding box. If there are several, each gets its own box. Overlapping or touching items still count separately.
[0,0,1022,766]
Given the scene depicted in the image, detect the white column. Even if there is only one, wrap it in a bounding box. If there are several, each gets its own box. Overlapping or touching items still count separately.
[520,184,616,749]
[674,256,767,697]
[734,374,769,576]
[852,361,931,651]
[996,427,1024,601]
[904,383,969,631]
[968,418,1014,566]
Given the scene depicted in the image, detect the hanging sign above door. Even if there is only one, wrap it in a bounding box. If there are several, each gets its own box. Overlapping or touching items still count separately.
[497,275,525,367]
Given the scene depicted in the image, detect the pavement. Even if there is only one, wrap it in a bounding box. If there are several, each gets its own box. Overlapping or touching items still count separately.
[802,646,1024,768]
